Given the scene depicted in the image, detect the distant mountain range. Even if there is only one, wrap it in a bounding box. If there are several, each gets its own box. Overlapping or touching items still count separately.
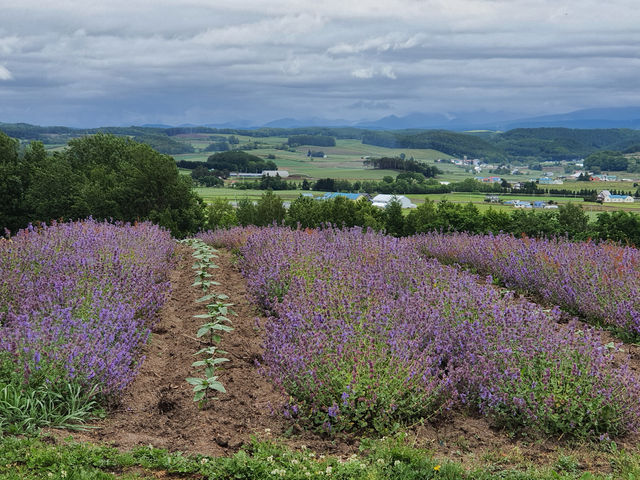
[201,107,640,131]
[6,107,640,134]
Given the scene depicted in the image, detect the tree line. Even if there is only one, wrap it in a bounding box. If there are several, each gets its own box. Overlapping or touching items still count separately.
[205,193,640,246]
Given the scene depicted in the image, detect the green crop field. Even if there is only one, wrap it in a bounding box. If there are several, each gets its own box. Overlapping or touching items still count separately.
[177,136,451,181]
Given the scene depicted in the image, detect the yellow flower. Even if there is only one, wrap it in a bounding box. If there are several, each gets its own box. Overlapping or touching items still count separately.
[434,464,441,472]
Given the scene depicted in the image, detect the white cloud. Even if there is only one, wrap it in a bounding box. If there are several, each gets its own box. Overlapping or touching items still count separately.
[351,68,374,79]
[0,65,12,81]
[381,66,396,80]
[328,33,425,55]
[351,66,396,80]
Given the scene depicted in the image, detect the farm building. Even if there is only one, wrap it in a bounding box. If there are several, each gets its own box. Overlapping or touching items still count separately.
[371,194,417,209]
[318,192,369,201]
[597,190,634,203]
[538,177,564,185]
[591,174,617,182]
[474,176,502,183]
[229,172,262,178]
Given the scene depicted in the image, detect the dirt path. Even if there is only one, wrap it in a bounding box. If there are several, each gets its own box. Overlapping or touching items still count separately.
[67,245,292,455]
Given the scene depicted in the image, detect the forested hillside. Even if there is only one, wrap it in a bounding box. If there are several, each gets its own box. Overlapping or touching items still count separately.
[2,122,640,162]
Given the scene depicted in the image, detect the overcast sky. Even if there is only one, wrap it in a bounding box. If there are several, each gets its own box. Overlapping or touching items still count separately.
[1,0,639,127]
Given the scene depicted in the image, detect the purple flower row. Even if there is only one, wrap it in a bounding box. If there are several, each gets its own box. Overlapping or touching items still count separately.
[410,232,640,337]
[205,226,640,438]
[0,219,175,397]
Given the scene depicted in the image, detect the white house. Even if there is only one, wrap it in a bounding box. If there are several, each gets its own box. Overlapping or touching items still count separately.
[371,194,417,209]
[597,190,634,203]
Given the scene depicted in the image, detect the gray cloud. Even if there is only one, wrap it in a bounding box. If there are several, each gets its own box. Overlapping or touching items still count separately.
[0,0,639,126]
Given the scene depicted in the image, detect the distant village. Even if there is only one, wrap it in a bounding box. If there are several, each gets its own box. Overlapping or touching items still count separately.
[444,156,637,205]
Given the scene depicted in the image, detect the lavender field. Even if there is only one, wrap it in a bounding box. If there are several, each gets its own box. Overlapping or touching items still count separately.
[0,220,175,430]
[412,232,640,338]
[202,226,640,439]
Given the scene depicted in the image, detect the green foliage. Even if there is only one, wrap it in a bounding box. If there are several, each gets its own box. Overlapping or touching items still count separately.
[132,133,194,154]
[557,203,590,239]
[0,133,204,237]
[3,434,640,479]
[593,211,640,246]
[0,353,103,434]
[584,151,629,171]
[364,156,441,178]
[255,191,286,226]
[285,196,323,228]
[183,239,232,407]
[363,130,506,161]
[383,198,404,237]
[206,150,276,173]
[288,134,336,147]
[494,128,640,161]
[236,197,258,226]
[203,140,230,152]
[191,165,225,187]
[285,196,385,231]
[206,198,238,230]
[487,348,631,438]
[0,133,29,233]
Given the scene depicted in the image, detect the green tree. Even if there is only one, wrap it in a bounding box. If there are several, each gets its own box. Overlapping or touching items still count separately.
[286,195,321,228]
[0,133,25,233]
[21,133,205,237]
[593,211,640,246]
[236,197,258,226]
[557,203,589,239]
[405,199,438,234]
[256,191,286,226]
[353,198,384,231]
[206,198,238,230]
[481,208,512,233]
[383,198,405,237]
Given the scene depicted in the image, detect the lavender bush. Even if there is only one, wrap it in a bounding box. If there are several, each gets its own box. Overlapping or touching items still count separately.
[412,232,640,337]
[207,226,640,438]
[0,219,175,399]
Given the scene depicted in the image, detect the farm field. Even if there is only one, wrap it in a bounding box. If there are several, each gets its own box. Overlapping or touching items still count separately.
[173,134,639,218]
[175,135,449,181]
[5,223,640,478]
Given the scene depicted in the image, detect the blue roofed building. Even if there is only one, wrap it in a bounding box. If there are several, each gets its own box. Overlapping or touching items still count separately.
[318,192,370,201]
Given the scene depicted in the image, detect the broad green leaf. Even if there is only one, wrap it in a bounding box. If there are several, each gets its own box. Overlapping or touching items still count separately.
[208,381,226,394]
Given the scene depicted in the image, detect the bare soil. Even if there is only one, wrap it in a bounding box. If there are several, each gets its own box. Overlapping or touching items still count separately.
[56,244,640,473]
